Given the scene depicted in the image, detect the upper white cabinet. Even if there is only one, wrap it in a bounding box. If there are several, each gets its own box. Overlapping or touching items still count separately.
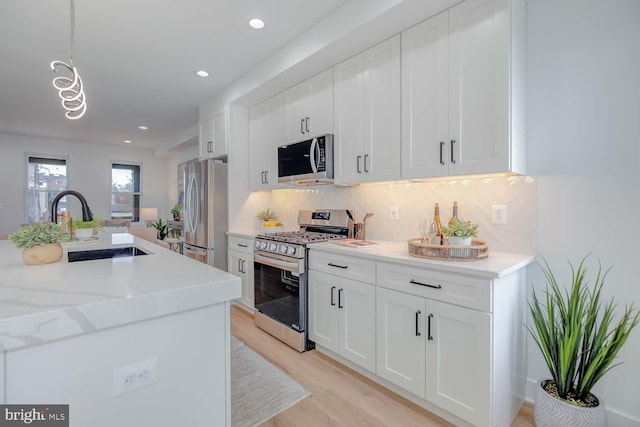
[401,0,526,178]
[249,93,283,191]
[199,106,229,160]
[283,68,333,143]
[334,35,401,184]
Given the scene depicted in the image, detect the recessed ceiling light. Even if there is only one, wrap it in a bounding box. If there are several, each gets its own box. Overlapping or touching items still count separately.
[138,126,148,130]
[195,70,209,77]
[249,18,265,29]
[124,140,132,144]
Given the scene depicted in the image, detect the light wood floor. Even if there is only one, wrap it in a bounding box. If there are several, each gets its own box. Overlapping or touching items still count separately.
[230,305,534,427]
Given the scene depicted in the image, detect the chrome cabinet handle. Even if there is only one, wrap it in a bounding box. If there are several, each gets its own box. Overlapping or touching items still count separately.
[416,310,421,337]
[301,118,305,134]
[357,155,362,173]
[410,279,442,290]
[450,139,456,164]
[364,154,369,173]
[241,259,246,273]
[264,170,269,184]
[305,117,310,133]
[331,286,336,306]
[338,288,343,308]
[440,141,445,165]
[328,262,348,269]
[208,141,213,153]
[428,313,434,341]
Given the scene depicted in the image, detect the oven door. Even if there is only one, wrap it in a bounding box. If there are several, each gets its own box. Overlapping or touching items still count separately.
[254,251,306,332]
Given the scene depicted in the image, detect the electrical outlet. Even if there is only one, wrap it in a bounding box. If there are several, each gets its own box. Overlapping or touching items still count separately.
[113,357,158,396]
[491,205,507,225]
[389,205,399,221]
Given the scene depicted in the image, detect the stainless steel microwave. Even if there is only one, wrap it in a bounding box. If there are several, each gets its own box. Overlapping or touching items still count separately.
[278,135,334,185]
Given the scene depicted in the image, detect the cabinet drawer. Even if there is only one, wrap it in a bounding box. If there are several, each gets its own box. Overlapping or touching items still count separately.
[376,262,491,312]
[309,251,376,284]
[228,235,254,254]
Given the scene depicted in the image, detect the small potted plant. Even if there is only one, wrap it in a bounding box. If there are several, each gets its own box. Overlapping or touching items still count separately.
[9,222,70,265]
[528,256,639,426]
[72,216,102,240]
[441,217,479,246]
[257,208,283,233]
[151,219,168,241]
[170,204,182,221]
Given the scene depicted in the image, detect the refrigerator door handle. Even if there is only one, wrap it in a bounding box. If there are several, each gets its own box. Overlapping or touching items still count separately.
[186,169,199,235]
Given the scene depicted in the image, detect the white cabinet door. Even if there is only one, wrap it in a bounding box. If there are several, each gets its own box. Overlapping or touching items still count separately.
[249,93,283,191]
[448,0,510,176]
[334,35,400,185]
[340,278,376,372]
[198,113,214,161]
[284,68,333,143]
[376,287,426,398]
[425,298,491,427]
[308,270,340,353]
[401,11,449,179]
[213,110,228,157]
[228,250,253,309]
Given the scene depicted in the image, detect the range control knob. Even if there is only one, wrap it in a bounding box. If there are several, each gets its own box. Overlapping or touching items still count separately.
[287,246,297,256]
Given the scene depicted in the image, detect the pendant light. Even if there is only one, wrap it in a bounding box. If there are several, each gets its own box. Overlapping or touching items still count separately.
[51,0,87,120]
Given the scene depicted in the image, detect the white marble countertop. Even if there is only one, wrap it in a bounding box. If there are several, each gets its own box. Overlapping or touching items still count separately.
[0,233,241,352]
[310,240,534,279]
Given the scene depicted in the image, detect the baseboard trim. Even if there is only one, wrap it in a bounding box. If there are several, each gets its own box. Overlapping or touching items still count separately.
[526,378,640,427]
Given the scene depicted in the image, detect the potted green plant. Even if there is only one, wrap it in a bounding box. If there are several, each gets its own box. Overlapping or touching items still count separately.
[528,256,639,426]
[151,218,168,241]
[9,222,70,265]
[170,204,182,221]
[257,208,283,232]
[72,216,102,240]
[441,217,479,246]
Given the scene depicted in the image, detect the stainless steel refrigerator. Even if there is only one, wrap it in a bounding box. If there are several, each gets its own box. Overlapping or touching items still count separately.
[178,159,228,270]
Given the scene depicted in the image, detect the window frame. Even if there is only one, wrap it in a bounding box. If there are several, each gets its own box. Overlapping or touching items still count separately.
[110,162,142,222]
[25,153,69,224]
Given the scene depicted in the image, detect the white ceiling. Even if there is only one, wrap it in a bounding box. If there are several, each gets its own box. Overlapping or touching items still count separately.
[0,0,349,149]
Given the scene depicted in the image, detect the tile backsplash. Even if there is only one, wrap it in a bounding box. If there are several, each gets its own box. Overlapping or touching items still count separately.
[263,175,535,255]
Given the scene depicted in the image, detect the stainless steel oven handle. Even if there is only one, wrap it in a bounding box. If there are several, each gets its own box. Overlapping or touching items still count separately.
[254,252,300,273]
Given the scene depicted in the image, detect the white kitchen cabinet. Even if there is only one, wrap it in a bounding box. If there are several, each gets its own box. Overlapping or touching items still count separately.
[227,235,254,310]
[376,287,490,426]
[334,35,401,184]
[401,0,526,179]
[308,270,376,372]
[249,93,283,191]
[199,106,229,160]
[283,68,333,143]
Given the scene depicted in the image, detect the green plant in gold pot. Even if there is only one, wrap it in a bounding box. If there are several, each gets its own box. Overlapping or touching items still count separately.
[9,222,70,265]
[528,256,639,427]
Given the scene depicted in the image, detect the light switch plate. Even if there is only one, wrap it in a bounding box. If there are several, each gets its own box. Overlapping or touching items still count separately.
[491,205,507,225]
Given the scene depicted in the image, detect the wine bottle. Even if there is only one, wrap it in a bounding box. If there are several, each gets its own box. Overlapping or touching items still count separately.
[448,201,458,227]
[432,203,443,245]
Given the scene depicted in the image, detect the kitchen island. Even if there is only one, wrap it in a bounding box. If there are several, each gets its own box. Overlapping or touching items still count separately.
[0,233,240,427]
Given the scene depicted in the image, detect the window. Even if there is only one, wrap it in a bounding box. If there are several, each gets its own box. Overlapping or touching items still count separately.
[26,156,68,223]
[111,163,141,221]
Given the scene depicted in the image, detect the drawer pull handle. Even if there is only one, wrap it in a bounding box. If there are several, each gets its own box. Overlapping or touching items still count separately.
[410,279,442,289]
[428,313,434,341]
[338,288,344,308]
[330,286,336,306]
[328,262,348,269]
[238,243,248,248]
[415,310,421,337]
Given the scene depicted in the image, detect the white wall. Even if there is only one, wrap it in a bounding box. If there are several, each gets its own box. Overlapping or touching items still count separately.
[0,134,167,234]
[527,0,640,424]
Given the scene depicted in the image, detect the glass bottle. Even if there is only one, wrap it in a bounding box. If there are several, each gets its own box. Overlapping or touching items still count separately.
[432,203,443,245]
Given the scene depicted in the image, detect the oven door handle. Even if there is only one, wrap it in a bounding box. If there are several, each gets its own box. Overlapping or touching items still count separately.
[254,252,300,273]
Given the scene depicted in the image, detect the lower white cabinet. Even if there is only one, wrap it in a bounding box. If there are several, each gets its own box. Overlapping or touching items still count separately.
[376,287,491,426]
[308,270,376,372]
[227,235,254,310]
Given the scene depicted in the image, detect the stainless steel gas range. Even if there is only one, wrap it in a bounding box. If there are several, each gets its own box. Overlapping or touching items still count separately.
[253,209,350,352]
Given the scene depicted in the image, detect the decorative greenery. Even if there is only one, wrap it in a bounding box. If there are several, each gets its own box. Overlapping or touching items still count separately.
[168,227,182,239]
[257,208,277,222]
[171,204,182,215]
[151,219,168,240]
[72,216,102,229]
[9,223,70,248]
[527,256,639,406]
[441,217,479,238]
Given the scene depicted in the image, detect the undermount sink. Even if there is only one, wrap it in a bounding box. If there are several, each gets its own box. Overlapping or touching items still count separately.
[68,247,148,263]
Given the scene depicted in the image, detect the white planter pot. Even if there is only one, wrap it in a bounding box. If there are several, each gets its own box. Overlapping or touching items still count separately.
[534,380,606,427]
[74,228,94,240]
[448,236,472,246]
